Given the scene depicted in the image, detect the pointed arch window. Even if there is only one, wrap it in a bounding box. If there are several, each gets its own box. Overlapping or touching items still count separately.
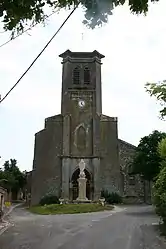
[73,66,80,84]
[77,125,86,150]
[84,67,90,84]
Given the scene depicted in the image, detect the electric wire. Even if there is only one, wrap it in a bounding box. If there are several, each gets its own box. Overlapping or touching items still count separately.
[0,4,79,104]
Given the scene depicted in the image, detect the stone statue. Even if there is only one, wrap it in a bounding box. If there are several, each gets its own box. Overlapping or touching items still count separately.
[79,159,86,178]
[77,159,88,201]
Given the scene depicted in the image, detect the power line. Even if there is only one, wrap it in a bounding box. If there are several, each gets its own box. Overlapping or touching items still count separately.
[0,11,56,49]
[0,4,78,104]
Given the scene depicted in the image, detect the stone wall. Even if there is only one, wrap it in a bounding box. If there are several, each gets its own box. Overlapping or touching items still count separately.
[118,139,145,203]
[25,171,32,194]
[0,186,7,211]
[99,115,122,195]
[31,115,63,206]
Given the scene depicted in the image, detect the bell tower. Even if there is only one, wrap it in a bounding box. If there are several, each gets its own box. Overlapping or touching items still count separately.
[59,50,105,116]
[59,50,105,158]
[59,50,105,200]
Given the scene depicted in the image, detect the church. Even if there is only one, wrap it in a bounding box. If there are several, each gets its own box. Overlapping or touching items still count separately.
[30,50,145,205]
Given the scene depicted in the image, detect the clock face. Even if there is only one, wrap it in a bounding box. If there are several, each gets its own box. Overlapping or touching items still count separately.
[78,100,85,108]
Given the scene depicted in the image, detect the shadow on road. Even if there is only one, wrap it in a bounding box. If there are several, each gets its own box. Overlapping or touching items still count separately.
[124,205,156,218]
[126,210,156,217]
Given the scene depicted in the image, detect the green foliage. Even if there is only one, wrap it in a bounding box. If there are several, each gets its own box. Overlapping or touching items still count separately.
[0,159,26,194]
[158,138,166,161]
[0,0,160,36]
[145,81,166,119]
[101,189,122,204]
[152,139,166,226]
[153,166,166,225]
[29,203,114,215]
[132,130,166,181]
[39,194,60,206]
[146,87,166,228]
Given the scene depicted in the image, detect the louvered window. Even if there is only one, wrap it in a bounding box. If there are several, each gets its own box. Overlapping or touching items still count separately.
[84,67,90,84]
[73,67,80,84]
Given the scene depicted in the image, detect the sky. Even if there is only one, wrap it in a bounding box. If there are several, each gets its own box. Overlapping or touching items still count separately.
[0,0,166,171]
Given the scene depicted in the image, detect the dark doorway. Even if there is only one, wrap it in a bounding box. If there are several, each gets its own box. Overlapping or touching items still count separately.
[71,168,93,200]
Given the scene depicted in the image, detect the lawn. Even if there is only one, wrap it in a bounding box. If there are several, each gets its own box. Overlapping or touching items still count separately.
[29,203,114,215]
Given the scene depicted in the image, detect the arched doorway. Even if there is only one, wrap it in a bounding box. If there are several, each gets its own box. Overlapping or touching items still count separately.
[71,168,93,201]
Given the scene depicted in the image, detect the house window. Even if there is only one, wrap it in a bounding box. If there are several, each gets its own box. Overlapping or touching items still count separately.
[73,67,80,84]
[129,176,135,185]
[84,67,90,84]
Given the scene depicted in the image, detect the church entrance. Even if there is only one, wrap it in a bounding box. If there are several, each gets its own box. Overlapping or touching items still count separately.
[71,168,93,201]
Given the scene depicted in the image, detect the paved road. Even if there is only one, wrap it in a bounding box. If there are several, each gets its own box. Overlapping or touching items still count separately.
[0,205,165,249]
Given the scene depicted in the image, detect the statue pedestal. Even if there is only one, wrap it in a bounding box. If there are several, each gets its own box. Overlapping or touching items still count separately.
[77,177,88,202]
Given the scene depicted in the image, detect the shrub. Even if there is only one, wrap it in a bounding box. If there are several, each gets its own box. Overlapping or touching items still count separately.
[101,189,109,199]
[39,194,60,206]
[101,190,122,204]
[153,166,166,225]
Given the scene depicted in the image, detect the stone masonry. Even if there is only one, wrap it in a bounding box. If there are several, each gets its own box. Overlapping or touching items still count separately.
[30,50,144,205]
[118,139,144,203]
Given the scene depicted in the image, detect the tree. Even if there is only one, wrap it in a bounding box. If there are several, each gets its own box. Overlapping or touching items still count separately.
[153,167,166,225]
[132,130,166,181]
[145,81,166,119]
[158,138,166,161]
[0,159,26,198]
[153,138,166,226]
[0,0,160,36]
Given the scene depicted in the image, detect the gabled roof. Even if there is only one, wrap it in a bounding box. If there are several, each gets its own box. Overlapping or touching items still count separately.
[118,139,137,149]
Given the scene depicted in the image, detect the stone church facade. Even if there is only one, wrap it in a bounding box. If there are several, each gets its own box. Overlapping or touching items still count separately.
[30,50,144,205]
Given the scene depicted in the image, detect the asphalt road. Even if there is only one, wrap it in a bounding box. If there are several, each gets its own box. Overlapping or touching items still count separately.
[0,205,165,249]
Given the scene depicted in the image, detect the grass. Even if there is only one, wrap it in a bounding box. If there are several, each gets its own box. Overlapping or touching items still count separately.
[29,203,114,215]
